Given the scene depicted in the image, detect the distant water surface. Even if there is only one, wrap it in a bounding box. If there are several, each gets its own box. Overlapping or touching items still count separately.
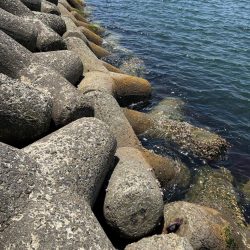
[87,0,250,192]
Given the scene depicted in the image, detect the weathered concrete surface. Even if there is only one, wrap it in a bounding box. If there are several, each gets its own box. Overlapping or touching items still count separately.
[0,142,115,249]
[33,50,83,85]
[123,108,228,161]
[125,234,193,250]
[104,147,164,239]
[78,71,114,95]
[83,91,190,189]
[0,8,38,51]
[23,117,116,207]
[65,36,108,73]
[0,31,92,127]
[20,0,41,11]
[0,0,66,51]
[0,142,38,233]
[186,167,250,249]
[163,201,239,249]
[33,11,66,35]
[41,0,60,15]
[0,74,52,145]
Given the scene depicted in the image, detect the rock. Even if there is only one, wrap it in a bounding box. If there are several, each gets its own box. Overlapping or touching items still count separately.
[78,71,114,95]
[109,72,152,104]
[33,11,66,35]
[123,108,228,161]
[88,41,110,58]
[46,0,58,5]
[84,91,190,189]
[0,31,92,127]
[163,201,239,249]
[104,147,164,239]
[71,10,88,23]
[149,97,185,121]
[83,91,140,148]
[242,180,250,203]
[186,167,247,231]
[41,0,60,15]
[33,50,83,85]
[20,0,41,11]
[125,234,193,250]
[140,148,190,191]
[0,74,52,145]
[78,26,103,46]
[102,60,124,74]
[63,28,88,43]
[23,117,116,207]
[0,8,38,52]
[0,0,66,51]
[0,142,38,233]
[65,36,108,73]
[0,143,114,249]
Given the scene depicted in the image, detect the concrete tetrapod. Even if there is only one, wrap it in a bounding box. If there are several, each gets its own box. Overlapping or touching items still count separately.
[186,166,250,248]
[123,108,228,161]
[0,0,66,51]
[83,91,190,190]
[41,0,61,15]
[65,37,152,103]
[0,74,52,145]
[125,234,193,250]
[104,147,164,239]
[20,0,41,11]
[23,117,117,207]
[33,50,83,85]
[33,11,66,35]
[162,201,243,250]
[0,31,92,127]
[0,142,115,249]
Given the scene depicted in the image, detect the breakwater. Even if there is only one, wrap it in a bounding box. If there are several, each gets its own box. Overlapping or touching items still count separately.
[0,0,249,249]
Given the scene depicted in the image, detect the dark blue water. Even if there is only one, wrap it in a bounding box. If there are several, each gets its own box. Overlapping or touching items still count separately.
[86,1,250,181]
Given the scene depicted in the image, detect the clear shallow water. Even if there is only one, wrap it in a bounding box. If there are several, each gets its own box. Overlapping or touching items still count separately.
[87,1,250,181]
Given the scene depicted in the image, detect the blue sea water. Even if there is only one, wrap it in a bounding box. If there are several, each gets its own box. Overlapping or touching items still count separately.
[86,1,250,182]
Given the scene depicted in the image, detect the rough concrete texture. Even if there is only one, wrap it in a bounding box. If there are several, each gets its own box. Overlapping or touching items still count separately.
[33,50,83,85]
[110,72,152,103]
[20,0,41,11]
[65,36,108,73]
[23,117,116,207]
[0,8,38,52]
[41,0,60,15]
[0,31,91,126]
[78,71,114,95]
[83,91,140,148]
[104,147,164,239]
[19,63,92,126]
[0,143,38,233]
[125,234,193,250]
[0,145,114,249]
[186,166,250,249]
[102,60,124,74]
[33,12,66,35]
[78,26,103,46]
[88,41,110,58]
[0,0,34,17]
[140,148,190,190]
[63,28,88,43]
[0,74,52,145]
[0,0,66,51]
[148,118,228,161]
[84,91,190,189]
[186,166,246,228]
[163,201,239,250]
